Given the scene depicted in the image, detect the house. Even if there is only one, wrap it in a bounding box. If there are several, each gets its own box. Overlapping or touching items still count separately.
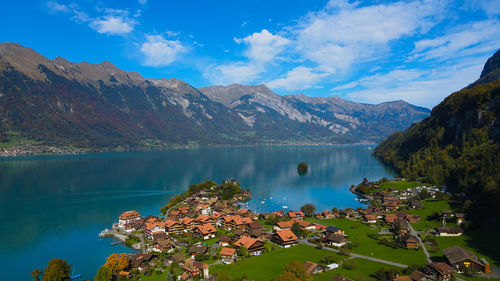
[436,226,463,236]
[274,220,294,231]
[384,214,397,224]
[180,217,198,232]
[288,211,305,219]
[183,263,200,278]
[272,229,298,248]
[292,219,316,231]
[189,244,207,258]
[218,235,232,246]
[400,234,419,249]
[410,200,423,209]
[220,247,237,264]
[303,261,326,274]
[330,275,354,281]
[118,210,141,227]
[409,270,424,281]
[246,221,262,232]
[441,210,454,219]
[325,226,344,236]
[315,210,335,220]
[455,213,466,224]
[421,262,454,281]
[405,214,420,223]
[144,221,165,238]
[234,236,265,255]
[165,220,184,235]
[194,224,217,240]
[152,239,175,253]
[443,246,486,273]
[128,253,154,271]
[236,208,250,216]
[363,214,378,223]
[325,234,348,247]
[192,262,210,279]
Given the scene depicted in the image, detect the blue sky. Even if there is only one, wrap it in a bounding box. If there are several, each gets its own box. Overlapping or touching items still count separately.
[0,0,499,108]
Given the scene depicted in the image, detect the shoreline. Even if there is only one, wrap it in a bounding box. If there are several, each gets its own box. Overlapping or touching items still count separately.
[0,142,378,158]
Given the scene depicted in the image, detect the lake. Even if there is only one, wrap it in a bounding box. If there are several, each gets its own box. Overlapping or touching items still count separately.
[0,145,395,280]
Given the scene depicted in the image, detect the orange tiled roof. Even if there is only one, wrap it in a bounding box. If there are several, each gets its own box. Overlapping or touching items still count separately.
[119,210,140,220]
[220,247,236,256]
[235,236,260,248]
[197,224,216,234]
[275,229,298,242]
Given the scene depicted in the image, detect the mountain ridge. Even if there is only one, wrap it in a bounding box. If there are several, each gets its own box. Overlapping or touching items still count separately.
[0,42,430,152]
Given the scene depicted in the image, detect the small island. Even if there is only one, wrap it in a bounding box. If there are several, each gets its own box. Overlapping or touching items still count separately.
[297,162,308,176]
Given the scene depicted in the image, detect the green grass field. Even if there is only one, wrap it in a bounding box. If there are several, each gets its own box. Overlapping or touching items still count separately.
[307,217,427,266]
[406,199,454,230]
[140,271,168,281]
[314,258,401,281]
[379,181,422,191]
[210,244,346,280]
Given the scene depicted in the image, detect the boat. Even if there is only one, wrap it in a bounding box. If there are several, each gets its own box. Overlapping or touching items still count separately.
[282,205,288,209]
[70,267,81,280]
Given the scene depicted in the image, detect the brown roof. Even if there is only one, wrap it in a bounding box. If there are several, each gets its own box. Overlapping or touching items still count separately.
[220,247,236,256]
[276,221,294,229]
[247,221,262,229]
[409,270,423,281]
[119,210,141,220]
[303,261,322,274]
[401,234,418,243]
[443,246,484,266]
[219,235,232,243]
[275,229,298,242]
[429,262,454,275]
[364,214,378,220]
[326,234,347,243]
[392,276,412,281]
[234,236,260,248]
[196,223,216,234]
[164,220,180,227]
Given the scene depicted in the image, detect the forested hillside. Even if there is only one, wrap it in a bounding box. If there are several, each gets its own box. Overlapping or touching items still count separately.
[374,50,500,225]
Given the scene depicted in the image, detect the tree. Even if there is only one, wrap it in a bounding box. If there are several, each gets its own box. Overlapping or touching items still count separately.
[237,246,248,258]
[94,265,112,281]
[31,269,42,281]
[375,268,400,281]
[297,162,308,176]
[282,260,313,281]
[42,259,71,281]
[276,271,300,281]
[291,222,304,238]
[104,253,129,274]
[300,203,316,217]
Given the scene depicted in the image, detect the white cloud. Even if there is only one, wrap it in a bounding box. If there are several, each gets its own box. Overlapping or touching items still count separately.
[46,1,69,13]
[343,57,487,108]
[138,0,147,4]
[294,0,444,73]
[90,16,135,35]
[141,35,187,67]
[234,29,290,64]
[267,66,328,90]
[411,20,500,61]
[204,63,263,85]
[331,81,358,91]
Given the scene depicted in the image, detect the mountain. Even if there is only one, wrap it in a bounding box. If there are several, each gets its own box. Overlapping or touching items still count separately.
[374,49,500,224]
[200,84,430,143]
[0,43,429,151]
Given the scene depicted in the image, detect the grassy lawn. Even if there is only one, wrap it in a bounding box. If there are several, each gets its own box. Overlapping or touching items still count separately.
[314,258,401,281]
[406,199,454,230]
[203,237,219,246]
[210,244,346,280]
[307,217,427,266]
[379,181,422,191]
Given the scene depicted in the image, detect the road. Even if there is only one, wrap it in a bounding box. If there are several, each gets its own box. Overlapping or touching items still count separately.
[298,239,408,268]
[407,223,432,263]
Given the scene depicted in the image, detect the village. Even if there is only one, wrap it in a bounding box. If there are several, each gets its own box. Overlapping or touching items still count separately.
[97,178,496,281]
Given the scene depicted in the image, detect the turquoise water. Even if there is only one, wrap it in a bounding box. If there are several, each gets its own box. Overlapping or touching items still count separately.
[0,146,395,280]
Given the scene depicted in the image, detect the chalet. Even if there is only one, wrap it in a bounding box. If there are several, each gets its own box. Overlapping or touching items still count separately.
[236,208,250,216]
[192,261,209,279]
[436,226,463,236]
[194,224,217,240]
[421,262,454,281]
[220,247,237,264]
[118,210,141,228]
[218,235,232,246]
[288,211,305,219]
[144,221,165,238]
[234,228,245,238]
[405,214,420,223]
[443,246,486,273]
[246,221,262,232]
[292,219,316,231]
[363,214,378,223]
[392,276,412,281]
[165,220,184,235]
[330,275,354,281]
[274,220,294,231]
[441,210,454,219]
[325,226,344,236]
[222,215,252,230]
[400,234,419,249]
[152,239,175,253]
[383,199,400,211]
[315,210,335,220]
[188,244,207,258]
[455,213,466,224]
[272,229,298,248]
[303,261,326,274]
[195,204,211,215]
[180,217,198,232]
[342,208,361,219]
[409,270,424,281]
[410,200,423,209]
[384,214,397,224]
[128,253,154,271]
[183,263,200,278]
[169,210,180,220]
[234,236,265,255]
[171,253,188,264]
[325,234,348,247]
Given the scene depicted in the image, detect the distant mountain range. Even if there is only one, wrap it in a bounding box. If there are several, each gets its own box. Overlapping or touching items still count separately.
[0,43,429,150]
